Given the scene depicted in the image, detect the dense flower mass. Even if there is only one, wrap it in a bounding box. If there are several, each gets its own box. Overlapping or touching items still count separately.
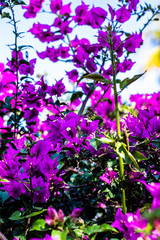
[0,0,160,239]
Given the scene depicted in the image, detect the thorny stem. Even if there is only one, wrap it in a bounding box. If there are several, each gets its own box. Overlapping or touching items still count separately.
[109,29,127,214]
[78,90,92,116]
[140,11,160,33]
[92,87,109,110]
[9,0,19,139]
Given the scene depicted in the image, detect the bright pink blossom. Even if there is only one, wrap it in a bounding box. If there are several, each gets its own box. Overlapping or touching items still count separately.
[115,5,131,23]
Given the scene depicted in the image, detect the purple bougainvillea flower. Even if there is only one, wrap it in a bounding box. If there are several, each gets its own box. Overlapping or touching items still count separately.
[49,79,65,97]
[32,176,50,203]
[80,118,99,135]
[100,168,117,185]
[59,45,70,59]
[111,208,127,233]
[145,182,160,209]
[4,181,26,199]
[19,58,36,75]
[98,30,123,57]
[23,108,39,123]
[40,156,58,176]
[118,58,135,72]
[22,0,44,18]
[66,69,79,83]
[88,7,107,28]
[115,5,131,23]
[37,46,60,62]
[72,1,89,25]
[59,3,71,15]
[72,54,85,68]
[50,0,62,13]
[70,208,83,219]
[108,4,115,21]
[86,57,97,72]
[129,0,139,11]
[79,82,91,95]
[29,23,64,43]
[111,208,146,239]
[53,17,72,35]
[45,207,65,226]
[59,21,72,35]
[124,32,143,52]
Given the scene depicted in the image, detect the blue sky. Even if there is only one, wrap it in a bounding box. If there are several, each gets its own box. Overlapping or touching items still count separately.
[0,0,160,102]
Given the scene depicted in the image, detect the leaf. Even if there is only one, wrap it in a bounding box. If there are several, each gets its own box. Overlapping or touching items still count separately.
[0,177,9,183]
[19,59,30,65]
[3,68,14,73]
[120,71,147,91]
[20,148,28,154]
[5,96,13,105]
[100,137,115,147]
[70,91,83,103]
[13,0,26,5]
[9,211,21,221]
[143,208,160,220]
[79,73,110,84]
[51,229,68,240]
[116,142,141,172]
[29,219,47,231]
[131,151,148,161]
[9,209,47,220]
[1,12,11,19]
[90,138,101,151]
[83,223,118,236]
[73,229,83,238]
[0,191,9,205]
[18,45,33,51]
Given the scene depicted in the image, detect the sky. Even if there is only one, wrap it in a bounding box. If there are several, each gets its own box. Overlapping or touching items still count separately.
[0,0,160,102]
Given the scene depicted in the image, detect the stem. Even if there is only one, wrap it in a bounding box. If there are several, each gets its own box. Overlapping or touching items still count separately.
[109,31,126,214]
[78,90,92,116]
[140,11,160,33]
[92,87,109,111]
[9,0,19,138]
[29,169,33,212]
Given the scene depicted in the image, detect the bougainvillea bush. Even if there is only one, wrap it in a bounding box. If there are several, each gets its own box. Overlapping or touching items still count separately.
[0,0,160,239]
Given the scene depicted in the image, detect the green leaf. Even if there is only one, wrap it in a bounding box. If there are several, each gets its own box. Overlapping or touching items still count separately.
[5,96,13,105]
[90,138,101,151]
[70,91,83,103]
[131,151,148,161]
[100,137,115,147]
[18,45,33,51]
[19,59,30,65]
[29,219,47,231]
[116,142,141,172]
[1,12,11,19]
[0,177,9,183]
[51,229,68,240]
[120,71,147,91]
[79,73,110,84]
[9,209,47,220]
[13,0,26,5]
[102,98,112,105]
[9,211,21,221]
[83,223,118,236]
[20,148,28,154]
[55,100,60,107]
[73,229,83,238]
[0,191,9,205]
[143,208,160,220]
